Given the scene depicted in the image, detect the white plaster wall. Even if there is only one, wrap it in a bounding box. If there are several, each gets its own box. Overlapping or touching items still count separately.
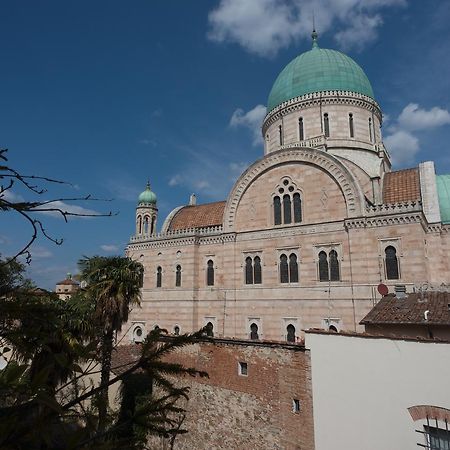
[306,332,450,450]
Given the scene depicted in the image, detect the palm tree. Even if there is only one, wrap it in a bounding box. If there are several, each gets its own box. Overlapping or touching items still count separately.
[78,255,143,431]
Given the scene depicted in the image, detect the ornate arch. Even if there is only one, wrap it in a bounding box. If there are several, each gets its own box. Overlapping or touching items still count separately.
[223,147,365,231]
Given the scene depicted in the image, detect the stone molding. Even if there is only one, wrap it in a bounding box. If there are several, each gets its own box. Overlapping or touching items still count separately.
[130,225,224,243]
[263,90,381,134]
[345,213,424,229]
[223,147,366,232]
[160,205,185,233]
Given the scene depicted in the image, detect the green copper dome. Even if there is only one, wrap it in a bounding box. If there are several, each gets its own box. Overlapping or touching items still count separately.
[267,33,374,112]
[138,182,157,205]
[436,174,450,224]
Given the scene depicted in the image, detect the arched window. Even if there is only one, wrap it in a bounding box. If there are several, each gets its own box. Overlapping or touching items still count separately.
[329,325,338,332]
[245,257,253,285]
[254,256,262,284]
[205,321,214,337]
[369,118,373,142]
[207,260,215,286]
[289,253,299,283]
[283,195,292,224]
[274,196,282,225]
[385,246,399,280]
[278,124,283,145]
[174,325,180,336]
[250,323,259,340]
[318,251,329,282]
[349,113,354,138]
[293,193,302,223]
[156,266,162,288]
[280,254,289,284]
[298,117,304,141]
[151,216,156,235]
[324,113,330,137]
[329,250,340,281]
[286,324,296,343]
[137,216,142,234]
[143,217,149,234]
[175,265,182,287]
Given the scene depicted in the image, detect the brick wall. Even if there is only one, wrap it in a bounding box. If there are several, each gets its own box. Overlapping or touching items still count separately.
[150,339,315,450]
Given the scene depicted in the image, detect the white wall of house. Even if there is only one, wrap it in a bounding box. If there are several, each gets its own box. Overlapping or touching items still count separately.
[305,332,450,450]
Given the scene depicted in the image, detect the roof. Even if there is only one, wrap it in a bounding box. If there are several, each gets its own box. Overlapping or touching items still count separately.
[138,181,157,205]
[383,168,421,204]
[111,344,142,376]
[360,291,450,326]
[267,38,374,112]
[436,174,450,224]
[167,201,226,231]
[56,278,79,286]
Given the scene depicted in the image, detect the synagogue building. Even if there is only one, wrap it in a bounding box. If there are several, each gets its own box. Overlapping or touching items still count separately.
[125,32,450,343]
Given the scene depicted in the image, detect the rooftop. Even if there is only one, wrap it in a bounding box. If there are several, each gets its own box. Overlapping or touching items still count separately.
[383,168,421,204]
[167,201,226,231]
[360,291,450,326]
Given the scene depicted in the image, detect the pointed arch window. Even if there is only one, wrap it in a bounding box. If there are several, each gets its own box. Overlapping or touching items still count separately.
[324,113,330,137]
[385,246,399,280]
[283,195,292,224]
[318,250,341,282]
[289,253,299,283]
[349,113,354,138]
[273,180,302,226]
[207,259,215,286]
[143,216,149,234]
[156,266,162,288]
[205,321,214,337]
[293,193,302,223]
[318,251,329,282]
[280,253,299,283]
[286,324,296,343]
[151,216,156,235]
[298,117,304,141]
[245,257,253,285]
[175,265,182,287]
[329,250,340,281]
[279,124,283,145]
[250,323,259,340]
[280,254,289,284]
[274,196,282,225]
[369,118,373,142]
[137,216,142,234]
[254,256,262,284]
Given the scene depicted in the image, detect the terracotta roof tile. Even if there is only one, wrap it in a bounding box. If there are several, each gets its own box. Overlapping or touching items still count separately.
[360,291,450,326]
[168,201,226,231]
[111,344,142,376]
[383,168,421,204]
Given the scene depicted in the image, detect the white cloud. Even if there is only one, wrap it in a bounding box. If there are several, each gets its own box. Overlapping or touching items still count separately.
[208,0,405,56]
[30,246,53,259]
[1,189,24,203]
[384,102,450,167]
[398,103,450,131]
[101,244,119,252]
[33,200,100,219]
[384,130,419,166]
[169,174,183,187]
[230,104,266,145]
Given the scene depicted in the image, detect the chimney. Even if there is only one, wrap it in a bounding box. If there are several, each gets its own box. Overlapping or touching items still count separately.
[189,193,197,206]
[395,284,407,299]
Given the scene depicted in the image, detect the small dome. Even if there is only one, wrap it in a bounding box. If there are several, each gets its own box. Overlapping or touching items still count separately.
[138,182,157,205]
[267,33,374,112]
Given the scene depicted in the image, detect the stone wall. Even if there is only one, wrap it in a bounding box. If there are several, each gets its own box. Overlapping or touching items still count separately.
[149,339,314,450]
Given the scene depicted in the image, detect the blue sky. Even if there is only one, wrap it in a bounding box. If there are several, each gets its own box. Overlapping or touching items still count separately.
[1,0,450,288]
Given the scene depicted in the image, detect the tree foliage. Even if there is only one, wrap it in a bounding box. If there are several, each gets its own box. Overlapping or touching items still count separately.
[0,152,209,448]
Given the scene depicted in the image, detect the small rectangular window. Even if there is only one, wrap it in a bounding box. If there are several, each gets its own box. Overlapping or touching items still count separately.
[238,362,248,376]
[293,399,301,413]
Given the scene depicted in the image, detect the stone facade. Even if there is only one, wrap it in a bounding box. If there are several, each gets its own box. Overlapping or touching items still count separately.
[145,338,314,450]
[123,41,450,344]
